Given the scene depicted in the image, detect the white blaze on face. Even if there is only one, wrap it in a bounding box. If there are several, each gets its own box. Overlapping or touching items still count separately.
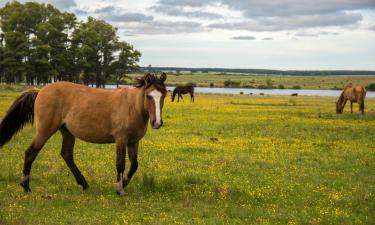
[149,89,162,125]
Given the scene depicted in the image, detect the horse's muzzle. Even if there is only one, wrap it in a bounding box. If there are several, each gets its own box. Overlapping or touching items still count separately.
[151,119,163,129]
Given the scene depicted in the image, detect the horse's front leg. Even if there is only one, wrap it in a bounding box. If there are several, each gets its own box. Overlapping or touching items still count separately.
[115,141,126,196]
[350,101,353,114]
[123,142,139,188]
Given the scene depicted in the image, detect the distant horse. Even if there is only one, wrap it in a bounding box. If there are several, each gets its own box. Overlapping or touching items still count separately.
[336,84,366,114]
[0,73,167,195]
[291,93,298,96]
[172,85,194,102]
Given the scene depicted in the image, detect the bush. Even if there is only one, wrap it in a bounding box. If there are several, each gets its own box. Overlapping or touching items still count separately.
[278,84,285,89]
[224,80,241,88]
[257,85,268,89]
[209,82,214,87]
[367,83,375,91]
[186,82,197,87]
[242,84,255,88]
[292,85,301,90]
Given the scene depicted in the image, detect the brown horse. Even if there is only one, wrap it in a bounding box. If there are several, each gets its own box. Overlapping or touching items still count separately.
[0,73,167,195]
[336,84,366,114]
[172,85,194,102]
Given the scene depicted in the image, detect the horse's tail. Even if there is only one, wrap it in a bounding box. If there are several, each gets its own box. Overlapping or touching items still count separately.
[0,89,39,148]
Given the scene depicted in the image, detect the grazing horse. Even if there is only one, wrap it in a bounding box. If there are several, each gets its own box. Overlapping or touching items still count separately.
[336,84,366,114]
[0,73,167,195]
[172,85,194,102]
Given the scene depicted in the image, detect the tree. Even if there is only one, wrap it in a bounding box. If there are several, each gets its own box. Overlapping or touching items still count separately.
[73,17,119,88]
[0,2,141,87]
[111,41,141,87]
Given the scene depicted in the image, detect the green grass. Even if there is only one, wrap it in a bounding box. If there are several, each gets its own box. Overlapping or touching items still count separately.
[0,88,374,224]
[128,73,375,90]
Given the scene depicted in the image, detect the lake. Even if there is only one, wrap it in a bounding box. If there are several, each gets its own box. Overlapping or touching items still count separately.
[107,85,375,97]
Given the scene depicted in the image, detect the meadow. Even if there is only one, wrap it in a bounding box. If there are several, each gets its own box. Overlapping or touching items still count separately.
[128,73,375,90]
[0,87,374,224]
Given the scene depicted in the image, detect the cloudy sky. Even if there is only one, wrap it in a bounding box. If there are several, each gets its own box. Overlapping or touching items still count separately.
[1,0,375,70]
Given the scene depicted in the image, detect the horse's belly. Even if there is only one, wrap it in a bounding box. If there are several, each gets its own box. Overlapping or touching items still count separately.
[65,121,115,144]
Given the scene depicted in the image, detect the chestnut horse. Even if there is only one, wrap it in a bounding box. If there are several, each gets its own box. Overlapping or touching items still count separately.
[172,85,194,102]
[336,84,366,114]
[0,73,167,195]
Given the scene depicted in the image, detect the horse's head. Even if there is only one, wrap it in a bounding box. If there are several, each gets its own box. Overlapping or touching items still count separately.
[336,101,343,114]
[135,73,167,129]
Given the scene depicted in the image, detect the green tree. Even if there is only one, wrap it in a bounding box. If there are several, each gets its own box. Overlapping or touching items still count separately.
[111,41,141,87]
[73,17,119,87]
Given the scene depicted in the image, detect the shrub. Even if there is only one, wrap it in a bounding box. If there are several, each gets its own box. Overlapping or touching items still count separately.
[278,84,285,89]
[186,82,197,87]
[224,80,241,88]
[367,83,375,91]
[292,85,301,90]
[209,83,214,87]
[242,84,255,88]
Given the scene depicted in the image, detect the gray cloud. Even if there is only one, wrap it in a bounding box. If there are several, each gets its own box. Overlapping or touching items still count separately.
[151,5,222,19]
[295,30,340,37]
[368,25,375,31]
[154,0,373,32]
[155,0,375,17]
[119,20,204,35]
[231,36,256,40]
[1,0,77,9]
[209,12,362,31]
[262,37,273,40]
[219,0,375,18]
[94,6,153,22]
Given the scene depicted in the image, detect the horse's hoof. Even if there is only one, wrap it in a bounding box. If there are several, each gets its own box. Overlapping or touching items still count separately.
[20,183,31,193]
[81,183,89,191]
[116,190,126,196]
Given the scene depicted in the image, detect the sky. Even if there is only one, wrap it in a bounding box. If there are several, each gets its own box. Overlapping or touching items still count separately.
[1,0,375,70]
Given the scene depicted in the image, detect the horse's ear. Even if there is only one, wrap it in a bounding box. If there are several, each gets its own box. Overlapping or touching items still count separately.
[160,72,167,83]
[144,73,152,86]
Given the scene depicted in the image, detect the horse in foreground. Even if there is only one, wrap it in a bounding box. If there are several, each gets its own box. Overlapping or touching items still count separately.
[172,85,194,102]
[0,73,167,195]
[336,84,366,114]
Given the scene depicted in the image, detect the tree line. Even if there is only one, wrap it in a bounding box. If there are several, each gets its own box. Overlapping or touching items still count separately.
[152,67,375,76]
[0,1,141,88]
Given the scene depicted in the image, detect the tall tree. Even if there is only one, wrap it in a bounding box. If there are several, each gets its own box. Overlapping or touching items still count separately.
[111,41,141,87]
[74,17,119,88]
[0,2,141,87]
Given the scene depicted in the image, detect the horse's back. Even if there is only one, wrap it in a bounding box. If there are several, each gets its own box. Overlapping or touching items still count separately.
[343,85,366,102]
[34,82,118,143]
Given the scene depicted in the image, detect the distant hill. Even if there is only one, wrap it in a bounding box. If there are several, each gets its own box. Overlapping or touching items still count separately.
[143,67,375,76]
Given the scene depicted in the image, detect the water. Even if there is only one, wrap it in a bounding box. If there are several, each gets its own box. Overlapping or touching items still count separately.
[106,85,375,97]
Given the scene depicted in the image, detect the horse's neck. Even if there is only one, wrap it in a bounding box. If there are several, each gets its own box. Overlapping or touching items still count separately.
[338,92,347,108]
[123,88,149,122]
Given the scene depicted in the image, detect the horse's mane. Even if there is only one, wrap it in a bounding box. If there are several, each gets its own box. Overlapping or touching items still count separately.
[134,73,167,92]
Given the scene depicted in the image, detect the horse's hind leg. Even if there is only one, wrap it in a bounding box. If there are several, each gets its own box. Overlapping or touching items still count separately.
[350,102,353,113]
[60,127,89,190]
[20,133,51,192]
[360,101,365,115]
[123,142,139,188]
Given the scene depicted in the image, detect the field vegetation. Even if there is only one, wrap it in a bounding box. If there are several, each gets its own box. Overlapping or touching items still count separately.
[0,87,374,224]
[128,73,375,90]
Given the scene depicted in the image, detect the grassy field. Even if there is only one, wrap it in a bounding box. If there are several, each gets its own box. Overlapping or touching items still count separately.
[128,73,375,90]
[0,87,375,224]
